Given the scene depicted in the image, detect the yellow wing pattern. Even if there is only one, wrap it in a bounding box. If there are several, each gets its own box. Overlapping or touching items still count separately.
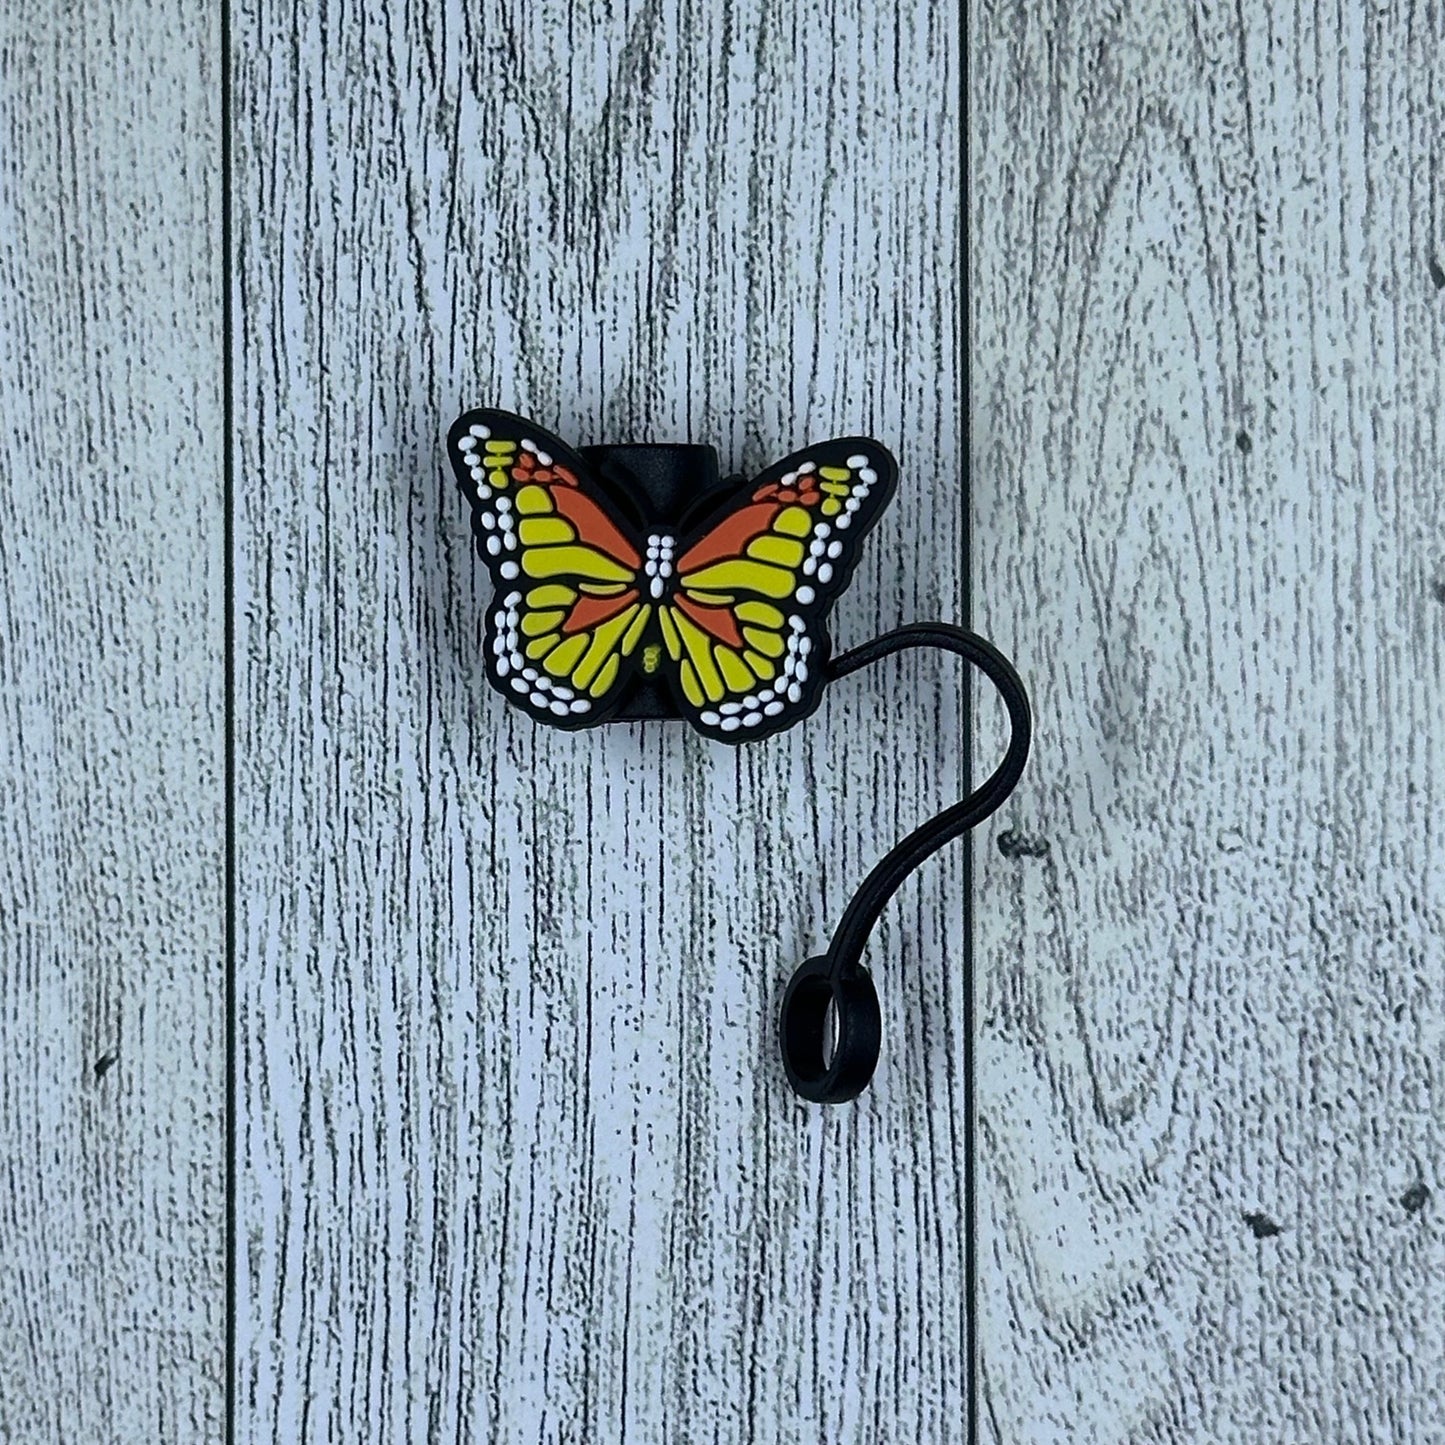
[660,450,889,734]
[452,416,652,724]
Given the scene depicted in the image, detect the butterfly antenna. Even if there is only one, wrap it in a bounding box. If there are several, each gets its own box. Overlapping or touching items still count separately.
[777,623,1032,1103]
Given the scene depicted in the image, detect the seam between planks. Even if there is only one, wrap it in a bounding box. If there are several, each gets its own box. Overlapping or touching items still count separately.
[961,0,978,1437]
[222,0,238,1439]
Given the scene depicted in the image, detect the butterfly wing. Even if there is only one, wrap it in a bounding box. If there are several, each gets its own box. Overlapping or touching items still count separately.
[448,408,653,727]
[660,439,897,742]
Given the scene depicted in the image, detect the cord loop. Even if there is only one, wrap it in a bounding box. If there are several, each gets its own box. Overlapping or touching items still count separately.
[778,624,1032,1103]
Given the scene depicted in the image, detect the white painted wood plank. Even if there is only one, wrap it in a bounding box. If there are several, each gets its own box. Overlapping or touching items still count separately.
[0,5,224,1440]
[233,1,972,1439]
[972,2,1445,1439]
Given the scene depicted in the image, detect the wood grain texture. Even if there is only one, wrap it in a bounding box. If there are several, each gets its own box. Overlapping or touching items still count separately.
[972,2,1445,1439]
[232,1,970,1440]
[0,4,224,1441]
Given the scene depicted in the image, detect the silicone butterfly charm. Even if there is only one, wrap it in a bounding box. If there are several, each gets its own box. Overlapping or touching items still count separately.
[448,408,897,744]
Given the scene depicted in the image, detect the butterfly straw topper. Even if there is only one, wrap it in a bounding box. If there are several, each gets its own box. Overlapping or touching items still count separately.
[448,405,1033,1105]
[447,407,897,743]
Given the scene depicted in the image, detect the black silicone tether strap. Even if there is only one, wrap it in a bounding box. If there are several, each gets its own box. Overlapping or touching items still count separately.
[778,623,1033,1103]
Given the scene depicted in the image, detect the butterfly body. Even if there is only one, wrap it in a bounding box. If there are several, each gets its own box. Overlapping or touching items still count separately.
[448,408,897,744]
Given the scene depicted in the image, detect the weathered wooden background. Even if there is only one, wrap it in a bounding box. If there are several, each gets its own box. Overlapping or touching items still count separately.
[0,4,225,1441]
[2,1,1441,1442]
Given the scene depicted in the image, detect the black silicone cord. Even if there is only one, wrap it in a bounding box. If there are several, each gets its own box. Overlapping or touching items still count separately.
[778,623,1033,1103]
